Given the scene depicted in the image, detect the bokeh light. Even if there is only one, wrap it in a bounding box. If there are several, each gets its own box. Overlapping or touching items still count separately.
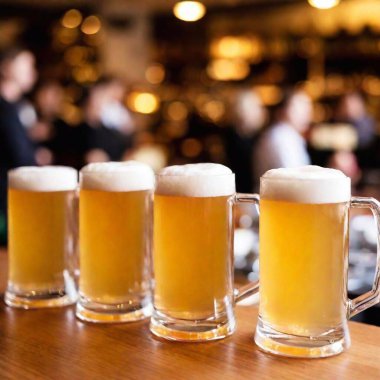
[61,103,82,125]
[128,92,160,114]
[325,74,345,96]
[166,101,188,121]
[173,1,206,22]
[145,63,166,85]
[128,146,167,172]
[310,124,357,151]
[72,65,99,83]
[61,9,82,29]
[363,76,380,96]
[181,138,203,157]
[81,15,101,35]
[308,0,340,10]
[298,79,324,100]
[200,100,225,123]
[56,27,78,45]
[254,85,283,106]
[163,123,189,138]
[207,59,250,81]
[210,36,263,62]
[64,46,88,66]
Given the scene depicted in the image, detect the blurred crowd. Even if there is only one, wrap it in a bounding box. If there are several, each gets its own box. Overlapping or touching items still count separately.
[1,46,380,245]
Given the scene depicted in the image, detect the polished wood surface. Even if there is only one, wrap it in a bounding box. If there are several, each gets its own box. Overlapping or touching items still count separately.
[0,249,379,379]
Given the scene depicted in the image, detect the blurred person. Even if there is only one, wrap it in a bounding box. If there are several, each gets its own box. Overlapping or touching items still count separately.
[28,80,63,166]
[81,78,134,164]
[32,80,64,128]
[335,92,376,150]
[224,89,267,192]
[30,80,86,168]
[0,46,38,245]
[253,89,312,185]
[328,151,361,185]
[100,77,135,134]
[335,92,377,170]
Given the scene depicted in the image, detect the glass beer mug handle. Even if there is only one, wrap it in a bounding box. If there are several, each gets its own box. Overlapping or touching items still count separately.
[348,196,380,318]
[233,193,260,303]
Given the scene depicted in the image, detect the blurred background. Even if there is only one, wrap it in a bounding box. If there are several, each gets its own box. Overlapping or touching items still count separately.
[0,0,380,324]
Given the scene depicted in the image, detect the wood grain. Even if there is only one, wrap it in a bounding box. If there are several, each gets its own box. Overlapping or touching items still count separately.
[0,250,379,379]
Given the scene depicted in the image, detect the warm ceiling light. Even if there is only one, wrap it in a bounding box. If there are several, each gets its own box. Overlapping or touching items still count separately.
[308,0,340,10]
[173,1,206,22]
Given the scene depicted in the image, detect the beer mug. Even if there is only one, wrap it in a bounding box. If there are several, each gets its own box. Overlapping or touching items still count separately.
[77,161,154,323]
[5,166,78,308]
[150,163,259,341]
[254,166,380,358]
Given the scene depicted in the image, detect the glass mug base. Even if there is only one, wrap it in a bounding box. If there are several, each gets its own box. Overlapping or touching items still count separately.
[76,296,152,323]
[150,312,236,342]
[254,316,350,358]
[4,290,77,309]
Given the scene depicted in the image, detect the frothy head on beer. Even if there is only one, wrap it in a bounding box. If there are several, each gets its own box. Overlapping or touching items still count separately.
[8,166,77,191]
[156,163,235,197]
[81,161,155,192]
[261,166,351,203]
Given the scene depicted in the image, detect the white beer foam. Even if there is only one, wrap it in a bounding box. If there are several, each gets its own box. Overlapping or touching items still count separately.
[81,161,155,191]
[156,163,235,197]
[8,166,77,191]
[261,166,351,203]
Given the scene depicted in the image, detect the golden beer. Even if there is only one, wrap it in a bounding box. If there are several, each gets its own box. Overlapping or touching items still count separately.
[254,165,356,358]
[150,163,237,341]
[80,189,151,303]
[5,166,78,308]
[8,189,73,291]
[153,194,232,319]
[259,199,348,336]
[77,161,154,323]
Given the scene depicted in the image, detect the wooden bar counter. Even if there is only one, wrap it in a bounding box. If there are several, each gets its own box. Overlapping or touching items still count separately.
[0,250,379,379]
